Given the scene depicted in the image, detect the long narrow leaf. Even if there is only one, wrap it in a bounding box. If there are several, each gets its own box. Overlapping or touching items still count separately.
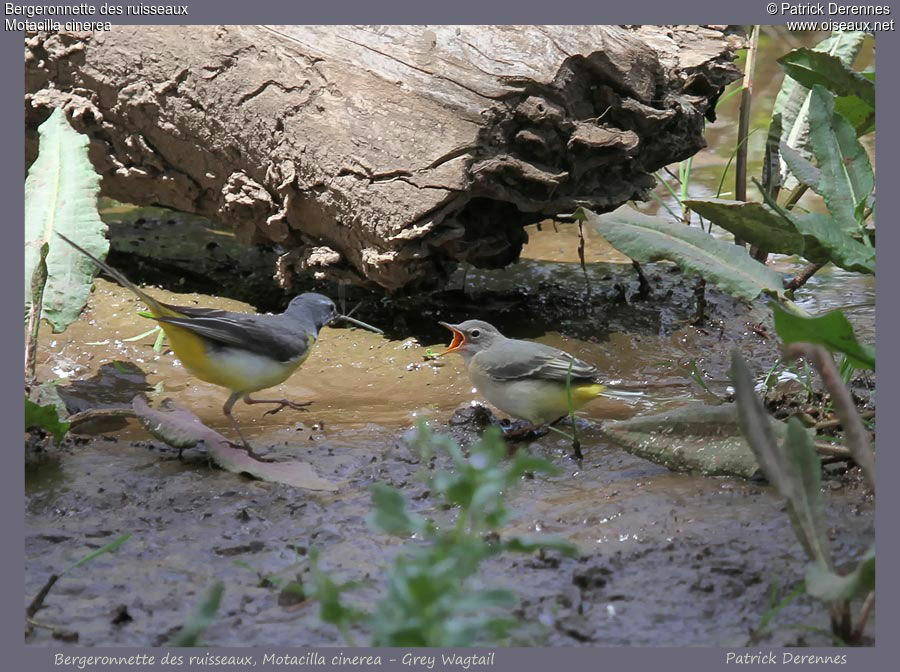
[581,206,784,302]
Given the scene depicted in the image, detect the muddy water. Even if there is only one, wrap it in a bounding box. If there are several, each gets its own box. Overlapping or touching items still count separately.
[26,31,875,647]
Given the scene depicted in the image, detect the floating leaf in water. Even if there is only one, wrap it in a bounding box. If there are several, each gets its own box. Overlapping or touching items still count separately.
[131,396,340,490]
[25,395,69,443]
[771,303,875,370]
[597,402,782,479]
[579,206,784,302]
[24,108,108,333]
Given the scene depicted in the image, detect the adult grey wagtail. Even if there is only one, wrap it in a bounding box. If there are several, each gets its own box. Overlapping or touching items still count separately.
[57,232,381,454]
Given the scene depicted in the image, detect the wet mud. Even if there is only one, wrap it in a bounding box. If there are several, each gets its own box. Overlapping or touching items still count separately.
[25,218,875,647]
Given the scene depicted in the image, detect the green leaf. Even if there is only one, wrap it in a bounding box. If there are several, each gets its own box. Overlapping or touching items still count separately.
[779,142,821,190]
[747,179,874,274]
[65,533,132,574]
[772,303,875,370]
[778,48,875,108]
[767,31,867,190]
[369,483,430,536]
[684,199,805,255]
[789,212,874,274]
[807,85,875,236]
[166,581,225,647]
[501,536,578,556]
[782,418,831,566]
[731,352,831,567]
[24,108,108,333]
[806,546,874,602]
[834,95,876,136]
[580,206,784,301]
[25,395,69,443]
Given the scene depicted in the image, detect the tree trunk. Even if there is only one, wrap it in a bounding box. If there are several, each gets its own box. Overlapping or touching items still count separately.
[25,25,742,292]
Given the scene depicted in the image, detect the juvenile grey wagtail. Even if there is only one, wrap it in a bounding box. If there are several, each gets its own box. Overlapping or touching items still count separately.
[439,320,605,428]
[57,233,380,452]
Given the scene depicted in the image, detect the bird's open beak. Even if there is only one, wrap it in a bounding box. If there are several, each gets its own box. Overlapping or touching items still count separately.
[438,321,465,355]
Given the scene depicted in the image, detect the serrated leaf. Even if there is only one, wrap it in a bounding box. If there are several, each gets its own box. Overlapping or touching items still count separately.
[807,85,875,235]
[24,108,108,333]
[25,395,69,443]
[772,303,875,370]
[581,206,784,301]
[780,141,821,190]
[767,31,867,189]
[789,212,874,274]
[684,199,805,255]
[833,94,875,136]
[778,48,875,108]
[806,546,874,601]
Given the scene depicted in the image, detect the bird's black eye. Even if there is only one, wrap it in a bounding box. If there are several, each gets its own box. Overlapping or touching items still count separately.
[470,329,481,338]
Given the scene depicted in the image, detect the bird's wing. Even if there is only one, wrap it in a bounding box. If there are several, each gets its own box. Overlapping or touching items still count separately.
[153,314,311,362]
[476,339,600,383]
[155,302,233,319]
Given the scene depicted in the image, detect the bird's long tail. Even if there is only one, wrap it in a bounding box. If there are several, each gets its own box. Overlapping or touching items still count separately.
[56,233,175,318]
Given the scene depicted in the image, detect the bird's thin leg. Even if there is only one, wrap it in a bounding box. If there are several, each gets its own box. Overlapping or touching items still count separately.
[223,392,265,459]
[501,420,547,440]
[243,394,313,416]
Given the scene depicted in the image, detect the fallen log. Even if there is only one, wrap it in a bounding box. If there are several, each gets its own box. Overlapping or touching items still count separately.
[25,25,742,291]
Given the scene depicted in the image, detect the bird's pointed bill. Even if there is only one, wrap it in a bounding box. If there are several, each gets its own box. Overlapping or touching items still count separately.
[438,322,465,355]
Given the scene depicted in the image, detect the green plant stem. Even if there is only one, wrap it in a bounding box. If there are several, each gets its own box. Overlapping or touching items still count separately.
[565,361,582,460]
[338,623,358,647]
[715,128,762,199]
[679,158,694,225]
[650,191,681,223]
[25,242,50,386]
[734,25,760,244]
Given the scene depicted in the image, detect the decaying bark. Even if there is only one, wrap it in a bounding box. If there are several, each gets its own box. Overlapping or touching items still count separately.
[25,25,742,291]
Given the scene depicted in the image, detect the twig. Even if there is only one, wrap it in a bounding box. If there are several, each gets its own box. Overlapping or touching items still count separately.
[782,344,875,490]
[67,407,137,431]
[576,218,591,301]
[813,442,852,459]
[26,574,59,618]
[632,260,650,300]
[784,262,826,292]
